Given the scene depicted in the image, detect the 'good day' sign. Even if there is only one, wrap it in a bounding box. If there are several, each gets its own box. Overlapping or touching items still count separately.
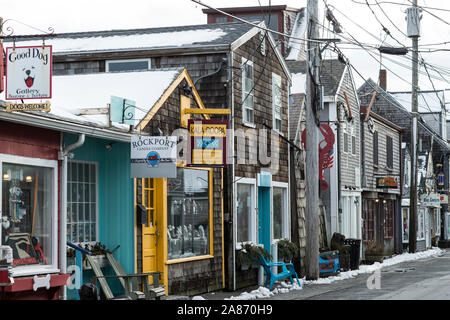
[6,45,52,100]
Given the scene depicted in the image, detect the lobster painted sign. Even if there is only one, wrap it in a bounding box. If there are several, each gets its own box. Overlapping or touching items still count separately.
[301,124,335,190]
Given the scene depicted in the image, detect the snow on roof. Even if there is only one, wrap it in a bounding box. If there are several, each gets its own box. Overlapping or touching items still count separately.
[285,10,307,61]
[1,69,184,130]
[291,72,307,94]
[6,28,229,54]
[390,91,445,114]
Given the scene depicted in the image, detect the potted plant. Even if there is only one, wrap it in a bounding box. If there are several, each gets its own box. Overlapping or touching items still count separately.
[81,242,112,269]
[277,239,299,263]
[364,240,385,264]
[236,243,271,270]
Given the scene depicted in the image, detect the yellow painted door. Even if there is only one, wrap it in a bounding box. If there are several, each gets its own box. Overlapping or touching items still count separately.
[141,178,157,283]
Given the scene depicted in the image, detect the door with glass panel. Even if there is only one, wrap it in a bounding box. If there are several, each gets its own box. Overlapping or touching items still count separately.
[141,178,157,280]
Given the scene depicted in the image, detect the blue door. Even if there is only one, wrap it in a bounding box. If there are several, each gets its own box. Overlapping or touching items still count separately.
[258,186,271,253]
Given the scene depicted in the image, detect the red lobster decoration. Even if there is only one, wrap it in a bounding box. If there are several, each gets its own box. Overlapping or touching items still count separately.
[301,124,335,190]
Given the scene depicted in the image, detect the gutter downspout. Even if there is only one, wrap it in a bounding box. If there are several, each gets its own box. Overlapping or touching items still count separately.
[59,133,85,300]
[336,105,343,234]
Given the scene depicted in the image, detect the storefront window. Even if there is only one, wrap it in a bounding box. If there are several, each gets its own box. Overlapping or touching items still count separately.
[1,159,56,272]
[167,168,210,260]
[236,183,254,243]
[418,209,425,240]
[383,200,394,239]
[402,208,409,243]
[273,186,287,240]
[363,199,375,241]
[67,161,97,244]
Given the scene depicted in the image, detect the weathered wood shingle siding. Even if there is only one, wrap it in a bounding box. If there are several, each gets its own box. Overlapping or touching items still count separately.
[362,118,401,192]
[140,82,224,296]
[337,70,361,188]
[232,33,290,183]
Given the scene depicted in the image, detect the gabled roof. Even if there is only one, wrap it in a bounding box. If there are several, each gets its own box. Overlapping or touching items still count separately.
[389,90,446,114]
[285,9,307,61]
[289,93,305,141]
[0,68,206,140]
[286,59,347,97]
[4,23,254,56]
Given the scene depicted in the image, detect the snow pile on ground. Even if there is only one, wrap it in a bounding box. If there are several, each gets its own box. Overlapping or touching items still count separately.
[302,247,445,286]
[192,296,206,300]
[217,247,444,300]
[225,281,302,300]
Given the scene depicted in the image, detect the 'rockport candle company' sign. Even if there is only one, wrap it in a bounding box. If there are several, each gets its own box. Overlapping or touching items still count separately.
[6,46,52,100]
[130,136,177,178]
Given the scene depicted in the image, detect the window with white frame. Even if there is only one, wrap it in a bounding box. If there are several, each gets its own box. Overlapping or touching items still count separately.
[272,73,282,132]
[272,184,288,240]
[242,58,254,125]
[236,180,256,246]
[67,161,98,244]
[1,154,58,276]
[418,208,425,240]
[106,58,151,72]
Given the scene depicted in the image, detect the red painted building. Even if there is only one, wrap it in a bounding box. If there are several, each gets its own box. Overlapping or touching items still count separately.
[0,120,69,299]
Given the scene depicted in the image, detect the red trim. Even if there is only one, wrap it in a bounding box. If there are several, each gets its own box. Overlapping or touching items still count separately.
[5,45,52,100]
[5,273,69,293]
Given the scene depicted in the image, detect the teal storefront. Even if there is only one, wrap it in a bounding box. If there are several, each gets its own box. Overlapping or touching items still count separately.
[64,133,134,299]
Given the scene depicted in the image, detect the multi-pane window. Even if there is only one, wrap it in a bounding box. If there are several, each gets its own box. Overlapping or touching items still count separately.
[236,182,255,244]
[215,16,227,23]
[1,157,57,271]
[167,168,210,259]
[343,130,349,153]
[373,131,379,165]
[386,136,393,169]
[352,135,356,155]
[402,208,409,243]
[383,200,394,238]
[273,186,288,240]
[363,199,375,241]
[242,59,254,124]
[106,59,151,72]
[67,161,97,244]
[272,73,282,132]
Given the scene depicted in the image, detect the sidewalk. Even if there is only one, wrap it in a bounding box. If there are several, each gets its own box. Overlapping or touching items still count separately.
[191,247,446,300]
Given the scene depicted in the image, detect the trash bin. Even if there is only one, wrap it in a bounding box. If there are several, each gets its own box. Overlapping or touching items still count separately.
[339,245,351,271]
[343,238,361,270]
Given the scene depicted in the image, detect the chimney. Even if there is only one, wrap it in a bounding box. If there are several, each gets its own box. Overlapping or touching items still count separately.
[379,69,387,90]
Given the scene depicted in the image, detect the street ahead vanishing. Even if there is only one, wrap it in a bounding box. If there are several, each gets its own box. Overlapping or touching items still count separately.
[200,249,450,300]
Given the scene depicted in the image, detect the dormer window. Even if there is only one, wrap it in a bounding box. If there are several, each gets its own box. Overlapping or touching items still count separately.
[106,59,151,72]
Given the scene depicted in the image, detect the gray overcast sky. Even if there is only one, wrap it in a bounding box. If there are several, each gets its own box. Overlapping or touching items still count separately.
[3,0,450,94]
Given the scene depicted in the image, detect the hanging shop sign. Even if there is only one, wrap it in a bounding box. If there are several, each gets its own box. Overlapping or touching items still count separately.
[421,193,440,207]
[187,119,228,167]
[0,43,4,93]
[5,101,51,113]
[376,176,399,188]
[5,45,52,100]
[130,136,177,178]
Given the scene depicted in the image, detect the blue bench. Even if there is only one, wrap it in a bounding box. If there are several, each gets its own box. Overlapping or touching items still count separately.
[258,255,302,291]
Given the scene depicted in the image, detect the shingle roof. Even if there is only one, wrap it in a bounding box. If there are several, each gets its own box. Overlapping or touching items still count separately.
[289,93,305,141]
[4,22,254,55]
[320,59,347,96]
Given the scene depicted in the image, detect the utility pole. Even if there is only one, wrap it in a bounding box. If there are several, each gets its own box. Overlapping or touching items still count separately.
[407,1,421,253]
[305,0,320,280]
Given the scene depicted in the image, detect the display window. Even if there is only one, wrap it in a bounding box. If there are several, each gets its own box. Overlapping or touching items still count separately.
[67,161,98,244]
[167,167,212,260]
[235,178,256,248]
[272,184,288,241]
[402,207,409,243]
[0,154,58,276]
[417,208,425,240]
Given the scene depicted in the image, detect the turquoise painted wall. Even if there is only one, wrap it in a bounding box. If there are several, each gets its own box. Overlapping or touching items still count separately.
[64,134,134,298]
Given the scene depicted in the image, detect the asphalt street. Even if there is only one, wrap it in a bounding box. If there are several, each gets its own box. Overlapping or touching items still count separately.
[200,249,450,300]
